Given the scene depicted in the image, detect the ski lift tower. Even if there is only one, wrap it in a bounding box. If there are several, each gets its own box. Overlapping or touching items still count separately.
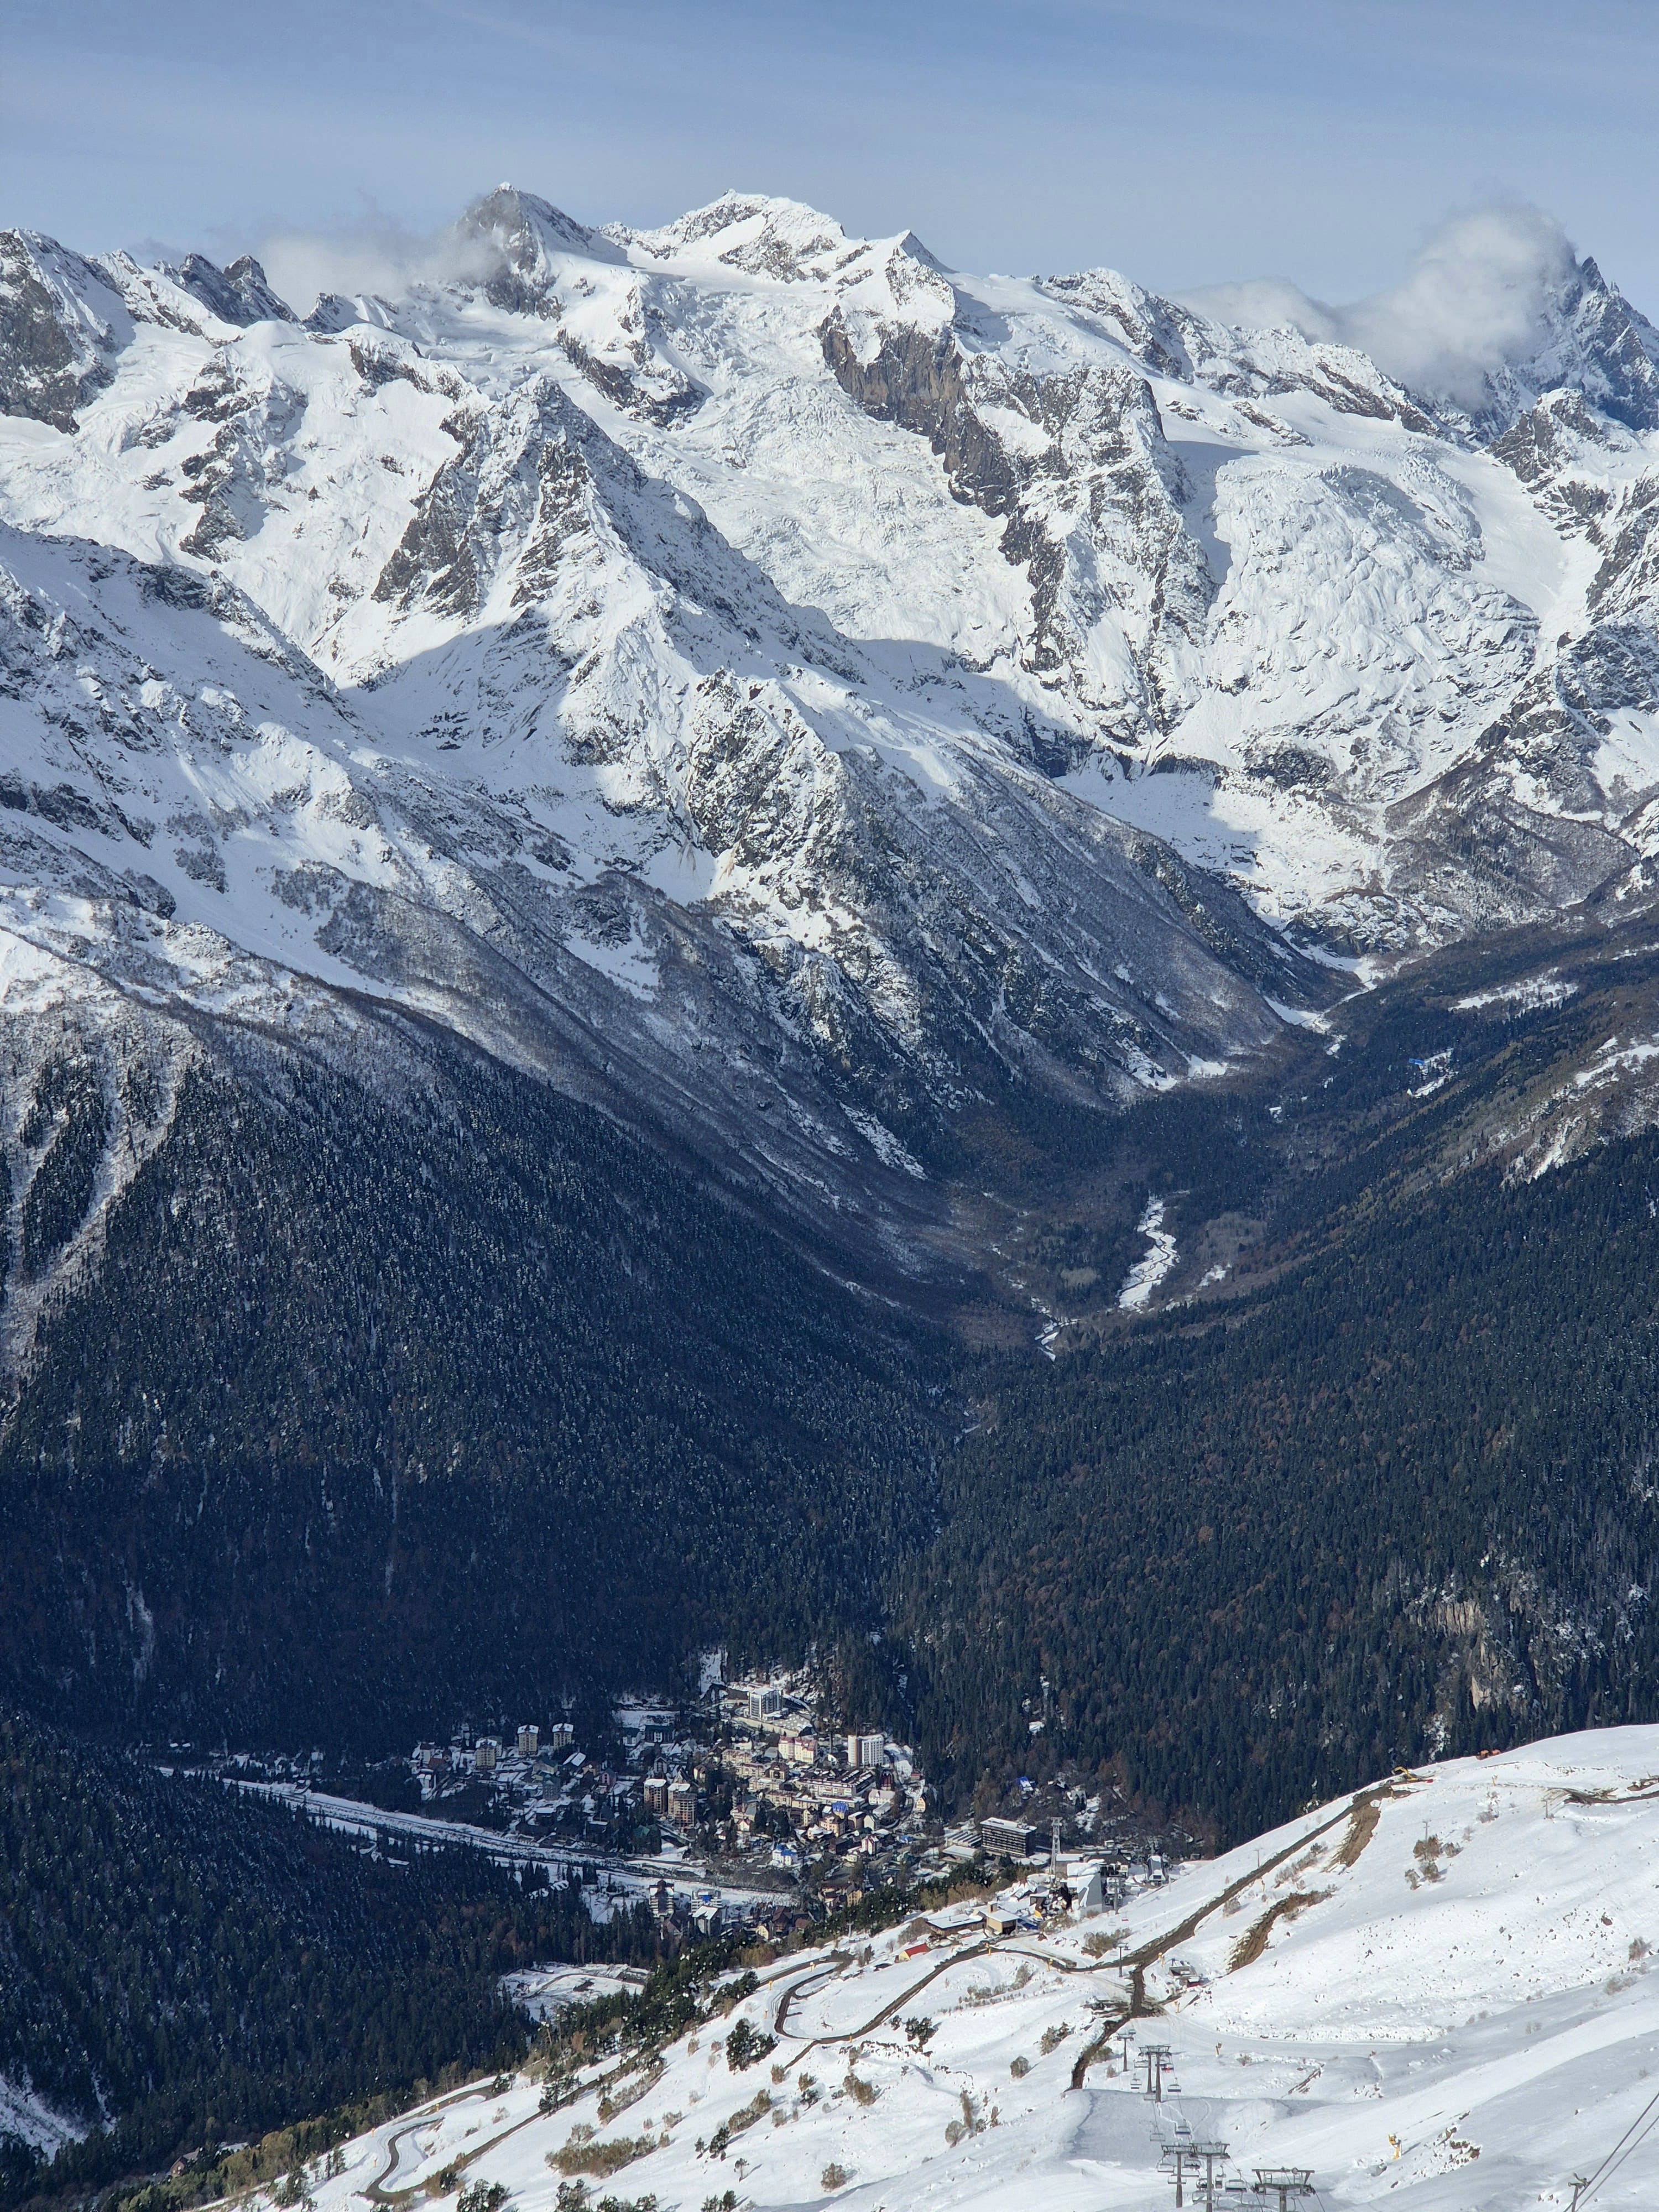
[1251,2171,1316,2212]
[1142,2042,1174,2101]
[1187,2142,1230,2210]
[1161,2142,1204,2207]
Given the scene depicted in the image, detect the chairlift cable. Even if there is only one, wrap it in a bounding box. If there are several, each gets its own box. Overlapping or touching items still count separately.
[1579,2097,1659,2204]
[1573,2078,1659,2205]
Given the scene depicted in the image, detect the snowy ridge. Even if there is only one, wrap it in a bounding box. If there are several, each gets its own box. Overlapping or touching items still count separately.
[7,186,1659,1277]
[270,1727,1659,2211]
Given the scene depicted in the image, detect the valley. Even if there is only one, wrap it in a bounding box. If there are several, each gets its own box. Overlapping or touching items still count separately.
[4,164,1659,2211]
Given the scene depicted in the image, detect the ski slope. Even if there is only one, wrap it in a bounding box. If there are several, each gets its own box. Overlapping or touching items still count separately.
[286,1727,1659,2211]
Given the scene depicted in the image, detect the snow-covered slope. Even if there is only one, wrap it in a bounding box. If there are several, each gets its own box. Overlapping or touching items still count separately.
[296,1728,1659,2211]
[6,186,1659,1274]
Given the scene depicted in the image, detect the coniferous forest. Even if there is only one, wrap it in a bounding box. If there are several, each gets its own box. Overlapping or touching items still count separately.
[3,917,1659,2201]
[890,1128,1659,1843]
[14,58,1659,2212]
[0,1713,663,2206]
[4,933,1659,1820]
[0,1037,936,1750]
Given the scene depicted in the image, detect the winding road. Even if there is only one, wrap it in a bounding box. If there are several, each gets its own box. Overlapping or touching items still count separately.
[763,1776,1411,2080]
[359,1773,1418,2204]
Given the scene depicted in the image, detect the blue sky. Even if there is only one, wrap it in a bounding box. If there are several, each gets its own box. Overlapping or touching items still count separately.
[4,0,1658,311]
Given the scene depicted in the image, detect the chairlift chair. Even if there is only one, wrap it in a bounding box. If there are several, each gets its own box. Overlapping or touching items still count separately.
[1250,2169,1316,2212]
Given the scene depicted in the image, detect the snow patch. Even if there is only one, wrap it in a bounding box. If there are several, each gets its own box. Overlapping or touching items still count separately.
[283,1723,1659,2212]
[0,2078,86,2159]
[1265,995,1330,1031]
[842,1105,926,1180]
[1456,972,1579,1014]
[1118,1195,1178,1310]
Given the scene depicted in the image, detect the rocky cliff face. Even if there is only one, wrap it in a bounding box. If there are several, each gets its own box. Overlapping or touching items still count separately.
[3,185,1659,1299]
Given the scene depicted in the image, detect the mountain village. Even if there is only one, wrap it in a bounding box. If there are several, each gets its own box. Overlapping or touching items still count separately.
[203,1672,1185,1953]
[266,1728,1659,2212]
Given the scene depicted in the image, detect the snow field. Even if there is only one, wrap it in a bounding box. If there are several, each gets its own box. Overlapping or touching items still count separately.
[277,1728,1659,2212]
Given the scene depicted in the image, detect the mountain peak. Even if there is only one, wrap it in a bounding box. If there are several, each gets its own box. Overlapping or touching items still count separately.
[169,251,297,328]
[0,228,133,429]
[894,229,948,274]
[452,185,622,306]
[457,184,603,257]
[1500,246,1659,434]
[1175,219,1659,439]
[619,191,860,281]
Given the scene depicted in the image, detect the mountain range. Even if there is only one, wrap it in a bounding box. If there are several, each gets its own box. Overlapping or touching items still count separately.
[7,188,1659,1253]
[4,186,1659,1788]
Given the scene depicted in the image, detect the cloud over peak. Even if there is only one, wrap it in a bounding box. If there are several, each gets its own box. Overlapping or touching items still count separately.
[258,205,505,316]
[1181,206,1584,409]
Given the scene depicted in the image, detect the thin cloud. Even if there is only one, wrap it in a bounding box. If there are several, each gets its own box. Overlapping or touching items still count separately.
[258,204,499,315]
[1180,205,1585,409]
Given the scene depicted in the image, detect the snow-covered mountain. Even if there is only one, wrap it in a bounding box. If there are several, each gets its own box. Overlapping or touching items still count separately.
[6,186,1659,1276]
[262,1726,1659,2211]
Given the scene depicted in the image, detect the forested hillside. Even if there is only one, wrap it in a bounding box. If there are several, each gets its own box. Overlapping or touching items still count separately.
[8,926,1659,1853]
[890,1127,1659,1843]
[0,1025,936,1750]
[14,147,1659,2212]
[0,1713,662,2207]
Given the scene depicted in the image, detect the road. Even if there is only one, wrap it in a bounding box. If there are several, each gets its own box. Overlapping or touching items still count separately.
[342,1775,1422,2209]
[222,1778,784,1913]
[761,1775,1416,2077]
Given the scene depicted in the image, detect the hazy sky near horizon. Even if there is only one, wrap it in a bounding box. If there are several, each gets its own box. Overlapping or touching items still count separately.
[4,0,1659,314]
